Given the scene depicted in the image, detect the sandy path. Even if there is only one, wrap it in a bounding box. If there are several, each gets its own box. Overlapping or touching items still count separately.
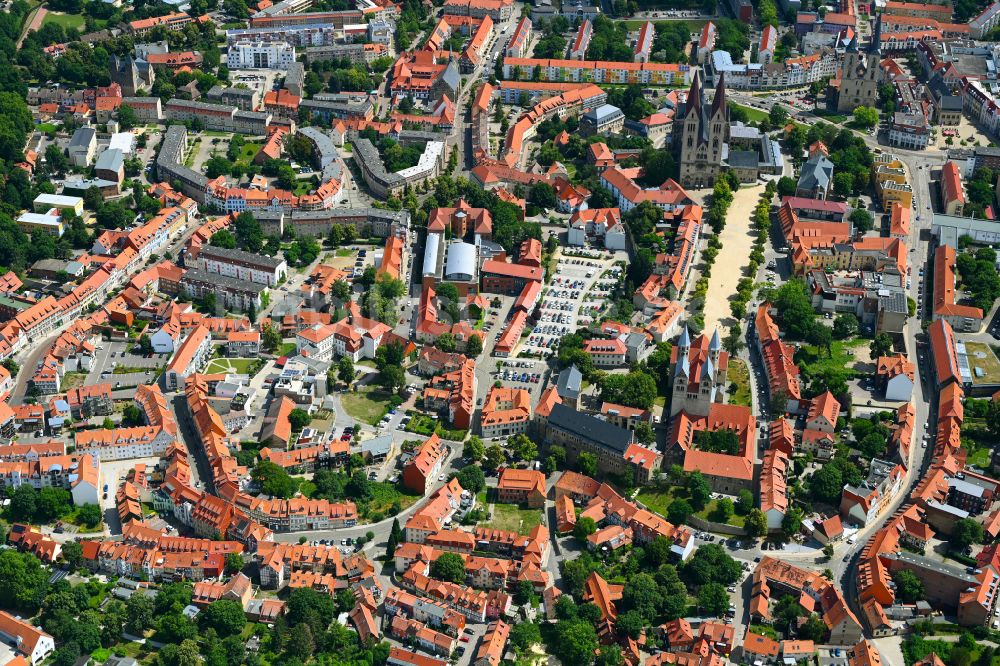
[18,6,46,46]
[701,182,764,333]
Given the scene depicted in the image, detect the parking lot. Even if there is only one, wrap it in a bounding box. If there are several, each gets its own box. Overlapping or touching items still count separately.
[89,340,168,386]
[519,251,622,357]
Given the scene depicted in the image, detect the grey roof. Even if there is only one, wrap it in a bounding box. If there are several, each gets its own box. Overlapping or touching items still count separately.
[709,329,721,351]
[285,61,305,86]
[556,365,582,398]
[547,403,633,453]
[199,244,286,270]
[95,148,124,173]
[882,550,977,584]
[361,435,393,456]
[728,150,759,169]
[797,154,834,191]
[298,126,342,180]
[439,58,461,95]
[678,325,690,348]
[69,127,96,148]
[208,85,257,99]
[583,104,623,124]
[182,268,266,294]
[166,97,236,114]
[352,137,405,188]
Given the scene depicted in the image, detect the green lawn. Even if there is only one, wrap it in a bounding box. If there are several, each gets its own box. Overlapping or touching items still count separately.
[695,498,745,527]
[42,11,85,31]
[36,123,57,134]
[963,440,992,469]
[492,503,543,535]
[635,486,685,517]
[335,248,355,257]
[810,109,849,124]
[732,103,768,123]
[727,358,751,407]
[203,357,260,375]
[278,342,298,357]
[796,338,865,380]
[621,18,708,33]
[340,387,395,425]
[237,142,261,164]
[362,482,421,521]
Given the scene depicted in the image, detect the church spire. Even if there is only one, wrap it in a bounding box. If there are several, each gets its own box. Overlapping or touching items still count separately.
[711,71,727,117]
[869,14,882,54]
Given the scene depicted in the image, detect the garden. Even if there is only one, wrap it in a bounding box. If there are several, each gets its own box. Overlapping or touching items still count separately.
[340,386,400,426]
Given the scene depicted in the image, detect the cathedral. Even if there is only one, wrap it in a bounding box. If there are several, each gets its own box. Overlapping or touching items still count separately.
[836,18,882,113]
[675,71,730,189]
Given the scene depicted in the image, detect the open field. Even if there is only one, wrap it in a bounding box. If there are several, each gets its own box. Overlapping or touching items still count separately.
[341,387,394,425]
[727,359,751,407]
[203,358,259,375]
[492,503,543,535]
[731,104,768,123]
[42,11,84,31]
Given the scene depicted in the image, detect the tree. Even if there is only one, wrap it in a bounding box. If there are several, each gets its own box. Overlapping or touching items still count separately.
[10,485,37,521]
[61,541,83,569]
[573,516,597,541]
[777,176,797,198]
[893,569,925,603]
[251,461,297,499]
[225,553,244,575]
[466,334,483,357]
[288,408,311,431]
[338,356,354,385]
[529,182,557,209]
[578,452,597,478]
[781,509,803,538]
[688,472,711,511]
[508,433,537,462]
[456,465,485,494]
[613,610,645,640]
[76,503,102,528]
[552,620,599,666]
[484,444,505,470]
[199,600,246,637]
[378,365,405,393]
[429,553,466,584]
[37,487,70,522]
[833,172,855,198]
[435,332,456,352]
[736,489,754,515]
[509,622,541,651]
[262,324,282,353]
[697,582,730,616]
[464,436,485,462]
[117,104,138,129]
[386,517,403,559]
[715,498,735,522]
[953,518,984,551]
[125,594,154,635]
[667,499,693,526]
[852,106,879,129]
[832,313,859,340]
[849,208,874,234]
[634,422,655,444]
[681,544,741,587]
[870,333,894,359]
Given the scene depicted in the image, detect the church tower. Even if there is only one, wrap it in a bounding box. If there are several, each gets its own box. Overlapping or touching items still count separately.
[836,20,882,113]
[676,71,730,189]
